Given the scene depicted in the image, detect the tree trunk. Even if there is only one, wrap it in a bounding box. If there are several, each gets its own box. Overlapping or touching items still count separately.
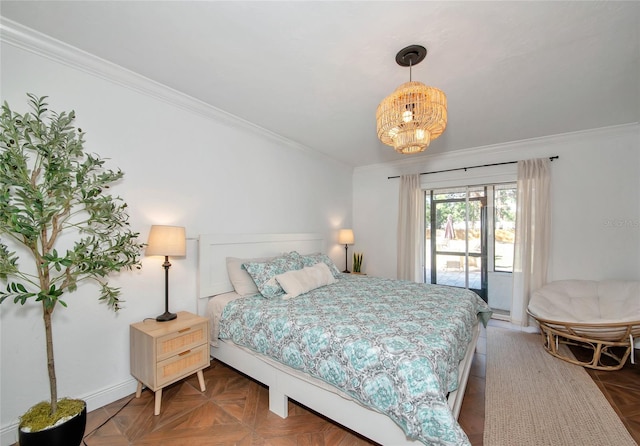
[43,304,58,415]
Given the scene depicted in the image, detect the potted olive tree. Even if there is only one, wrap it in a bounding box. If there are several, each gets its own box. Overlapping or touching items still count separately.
[0,94,143,446]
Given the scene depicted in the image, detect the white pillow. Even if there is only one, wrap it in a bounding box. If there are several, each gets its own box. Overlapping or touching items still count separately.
[226,256,272,296]
[275,262,336,299]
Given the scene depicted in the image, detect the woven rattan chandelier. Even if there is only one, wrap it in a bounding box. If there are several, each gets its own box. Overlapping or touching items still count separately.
[376,45,447,154]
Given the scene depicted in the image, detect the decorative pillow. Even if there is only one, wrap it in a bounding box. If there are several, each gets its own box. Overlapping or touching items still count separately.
[226,256,273,296]
[276,262,337,299]
[301,252,342,278]
[242,252,304,298]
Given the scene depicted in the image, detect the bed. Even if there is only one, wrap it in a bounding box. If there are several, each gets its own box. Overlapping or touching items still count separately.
[197,233,491,446]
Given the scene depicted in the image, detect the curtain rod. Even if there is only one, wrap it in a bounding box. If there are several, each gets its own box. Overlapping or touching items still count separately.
[387,156,559,179]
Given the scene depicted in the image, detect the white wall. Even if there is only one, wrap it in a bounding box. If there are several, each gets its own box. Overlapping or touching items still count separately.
[0,26,352,444]
[354,124,640,283]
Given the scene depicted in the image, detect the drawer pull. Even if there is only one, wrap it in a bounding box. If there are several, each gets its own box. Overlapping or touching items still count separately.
[179,350,192,356]
[178,328,191,333]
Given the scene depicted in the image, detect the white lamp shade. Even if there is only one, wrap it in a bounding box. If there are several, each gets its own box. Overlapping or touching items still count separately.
[338,229,355,245]
[146,225,186,257]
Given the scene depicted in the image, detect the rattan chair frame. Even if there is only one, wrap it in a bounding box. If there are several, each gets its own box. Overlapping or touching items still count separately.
[528,312,640,371]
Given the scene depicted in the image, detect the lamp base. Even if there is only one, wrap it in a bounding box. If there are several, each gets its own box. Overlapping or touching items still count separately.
[156,311,177,322]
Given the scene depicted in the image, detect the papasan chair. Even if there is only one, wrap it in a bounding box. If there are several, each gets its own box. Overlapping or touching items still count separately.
[527,280,640,371]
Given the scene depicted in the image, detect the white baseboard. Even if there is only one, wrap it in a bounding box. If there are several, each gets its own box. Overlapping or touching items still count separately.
[82,377,139,413]
[0,422,18,446]
[1,378,139,446]
[488,317,540,333]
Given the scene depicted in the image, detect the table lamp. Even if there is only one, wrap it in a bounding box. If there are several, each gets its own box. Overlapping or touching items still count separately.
[338,229,354,273]
[146,225,186,322]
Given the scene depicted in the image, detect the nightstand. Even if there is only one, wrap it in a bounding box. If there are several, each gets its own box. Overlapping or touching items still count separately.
[130,311,210,415]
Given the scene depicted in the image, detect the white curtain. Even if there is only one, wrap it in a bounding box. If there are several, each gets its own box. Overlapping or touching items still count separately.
[511,158,551,327]
[397,174,423,281]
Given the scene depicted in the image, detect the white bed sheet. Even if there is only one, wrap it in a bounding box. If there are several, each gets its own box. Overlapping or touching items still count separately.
[206,291,243,346]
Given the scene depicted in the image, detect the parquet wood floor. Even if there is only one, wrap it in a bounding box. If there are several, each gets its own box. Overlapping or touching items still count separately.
[43,327,640,445]
[82,359,378,446]
[571,344,640,445]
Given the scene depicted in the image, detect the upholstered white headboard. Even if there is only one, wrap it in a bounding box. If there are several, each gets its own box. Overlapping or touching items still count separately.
[197,232,324,300]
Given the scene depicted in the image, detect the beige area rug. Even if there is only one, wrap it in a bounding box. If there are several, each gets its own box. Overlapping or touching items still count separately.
[484,327,637,446]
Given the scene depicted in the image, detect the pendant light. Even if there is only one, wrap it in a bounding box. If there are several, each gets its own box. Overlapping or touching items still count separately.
[376,45,447,154]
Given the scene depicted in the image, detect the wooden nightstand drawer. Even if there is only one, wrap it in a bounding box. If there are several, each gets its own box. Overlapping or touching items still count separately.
[157,344,209,387]
[156,322,208,361]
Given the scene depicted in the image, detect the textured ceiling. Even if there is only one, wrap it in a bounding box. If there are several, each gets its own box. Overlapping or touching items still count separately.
[1,1,639,167]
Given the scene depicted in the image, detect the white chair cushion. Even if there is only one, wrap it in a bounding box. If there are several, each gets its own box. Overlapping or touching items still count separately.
[597,280,640,321]
[529,279,640,325]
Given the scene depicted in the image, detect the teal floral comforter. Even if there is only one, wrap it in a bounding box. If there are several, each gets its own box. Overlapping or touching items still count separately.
[219,275,492,445]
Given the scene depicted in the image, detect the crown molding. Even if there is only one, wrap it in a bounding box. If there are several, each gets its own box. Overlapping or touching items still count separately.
[355,122,639,175]
[0,17,349,169]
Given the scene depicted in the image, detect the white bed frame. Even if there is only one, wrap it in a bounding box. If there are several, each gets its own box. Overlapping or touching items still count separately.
[197,233,480,445]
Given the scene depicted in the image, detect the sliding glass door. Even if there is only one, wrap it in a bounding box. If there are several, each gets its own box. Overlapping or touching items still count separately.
[424,183,517,313]
[425,186,488,301]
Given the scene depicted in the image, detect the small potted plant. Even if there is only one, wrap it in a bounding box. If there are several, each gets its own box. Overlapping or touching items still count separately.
[0,94,143,445]
[353,252,363,274]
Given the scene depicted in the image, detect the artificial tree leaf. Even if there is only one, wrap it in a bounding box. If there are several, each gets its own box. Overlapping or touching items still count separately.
[0,94,144,414]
